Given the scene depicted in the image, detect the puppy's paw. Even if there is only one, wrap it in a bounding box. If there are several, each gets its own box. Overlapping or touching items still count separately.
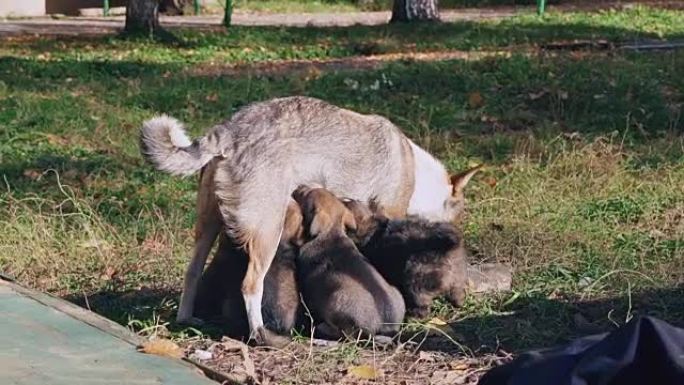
[445,286,467,308]
[252,326,291,348]
[407,306,430,319]
[373,335,396,347]
[176,316,205,327]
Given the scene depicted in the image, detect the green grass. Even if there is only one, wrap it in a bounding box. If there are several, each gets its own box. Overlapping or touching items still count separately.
[1,6,683,358]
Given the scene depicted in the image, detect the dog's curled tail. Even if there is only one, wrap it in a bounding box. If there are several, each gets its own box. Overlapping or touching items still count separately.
[140,115,219,176]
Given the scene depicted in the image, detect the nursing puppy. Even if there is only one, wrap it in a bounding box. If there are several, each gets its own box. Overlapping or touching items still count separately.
[293,186,405,339]
[140,96,468,342]
[343,181,477,318]
[194,199,304,340]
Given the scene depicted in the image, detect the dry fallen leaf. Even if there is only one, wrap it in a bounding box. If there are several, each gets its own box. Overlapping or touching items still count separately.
[450,361,470,371]
[348,365,382,380]
[427,317,447,326]
[468,91,485,109]
[100,266,118,281]
[484,176,498,188]
[138,339,183,359]
[23,169,42,181]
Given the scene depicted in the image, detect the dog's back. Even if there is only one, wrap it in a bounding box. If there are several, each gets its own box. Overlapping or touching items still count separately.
[294,187,405,338]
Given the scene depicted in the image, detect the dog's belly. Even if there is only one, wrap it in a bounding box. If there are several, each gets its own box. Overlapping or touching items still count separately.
[290,150,410,214]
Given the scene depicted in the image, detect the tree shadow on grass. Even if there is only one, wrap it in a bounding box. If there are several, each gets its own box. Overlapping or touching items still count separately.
[7,13,684,59]
[63,287,230,339]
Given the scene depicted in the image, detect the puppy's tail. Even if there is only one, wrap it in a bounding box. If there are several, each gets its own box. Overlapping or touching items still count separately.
[139,115,220,176]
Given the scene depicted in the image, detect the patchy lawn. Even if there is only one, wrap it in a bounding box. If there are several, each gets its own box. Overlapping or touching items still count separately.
[1,5,683,384]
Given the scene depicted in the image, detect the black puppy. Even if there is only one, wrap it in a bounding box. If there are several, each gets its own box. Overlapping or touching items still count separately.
[344,199,468,318]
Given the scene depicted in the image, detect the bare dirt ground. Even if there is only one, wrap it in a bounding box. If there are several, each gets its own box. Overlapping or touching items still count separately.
[180,335,511,384]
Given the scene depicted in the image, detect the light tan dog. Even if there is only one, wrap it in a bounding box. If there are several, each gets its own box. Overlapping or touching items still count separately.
[140,96,477,343]
[292,186,405,339]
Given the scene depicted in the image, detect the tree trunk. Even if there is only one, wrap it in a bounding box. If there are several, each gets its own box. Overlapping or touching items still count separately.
[223,0,233,27]
[391,0,440,22]
[125,0,160,36]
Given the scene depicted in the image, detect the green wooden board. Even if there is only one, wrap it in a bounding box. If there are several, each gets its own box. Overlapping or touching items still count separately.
[0,279,218,385]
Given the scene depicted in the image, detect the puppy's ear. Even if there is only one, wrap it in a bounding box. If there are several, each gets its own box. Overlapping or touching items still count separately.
[450,165,483,196]
[368,199,390,222]
[292,185,311,203]
[343,209,357,232]
[309,210,331,237]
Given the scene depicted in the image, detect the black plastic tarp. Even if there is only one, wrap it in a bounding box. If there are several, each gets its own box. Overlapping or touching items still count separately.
[480,316,684,385]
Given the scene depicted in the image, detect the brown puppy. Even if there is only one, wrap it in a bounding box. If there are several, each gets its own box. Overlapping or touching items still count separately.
[344,200,468,318]
[194,199,304,339]
[292,187,405,339]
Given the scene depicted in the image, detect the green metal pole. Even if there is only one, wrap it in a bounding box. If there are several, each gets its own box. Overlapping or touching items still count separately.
[103,0,109,16]
[537,0,546,16]
[194,0,200,15]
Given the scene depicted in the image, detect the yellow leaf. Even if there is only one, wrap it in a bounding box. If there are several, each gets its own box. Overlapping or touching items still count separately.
[427,317,447,326]
[138,339,183,359]
[468,91,485,108]
[348,365,382,380]
[484,176,498,188]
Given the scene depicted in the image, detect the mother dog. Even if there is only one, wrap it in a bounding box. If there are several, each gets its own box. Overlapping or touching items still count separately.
[140,96,477,343]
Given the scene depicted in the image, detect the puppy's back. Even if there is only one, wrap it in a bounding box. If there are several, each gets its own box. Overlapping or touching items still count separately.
[298,234,404,336]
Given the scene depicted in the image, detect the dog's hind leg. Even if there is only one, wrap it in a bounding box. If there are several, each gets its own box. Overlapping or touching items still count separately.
[239,223,284,345]
[177,161,222,325]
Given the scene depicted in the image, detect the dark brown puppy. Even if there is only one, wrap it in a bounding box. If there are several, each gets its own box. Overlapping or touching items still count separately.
[344,200,468,318]
[293,187,406,339]
[194,199,304,338]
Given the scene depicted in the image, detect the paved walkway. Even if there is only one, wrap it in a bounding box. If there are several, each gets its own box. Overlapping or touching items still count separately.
[2,1,681,37]
[0,278,219,385]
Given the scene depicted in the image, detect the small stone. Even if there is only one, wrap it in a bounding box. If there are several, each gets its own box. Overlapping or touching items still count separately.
[190,349,213,361]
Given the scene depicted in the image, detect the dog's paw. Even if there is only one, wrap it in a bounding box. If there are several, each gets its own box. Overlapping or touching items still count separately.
[176,316,205,327]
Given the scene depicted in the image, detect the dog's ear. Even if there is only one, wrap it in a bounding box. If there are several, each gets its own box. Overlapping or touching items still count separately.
[309,210,332,237]
[450,165,483,196]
